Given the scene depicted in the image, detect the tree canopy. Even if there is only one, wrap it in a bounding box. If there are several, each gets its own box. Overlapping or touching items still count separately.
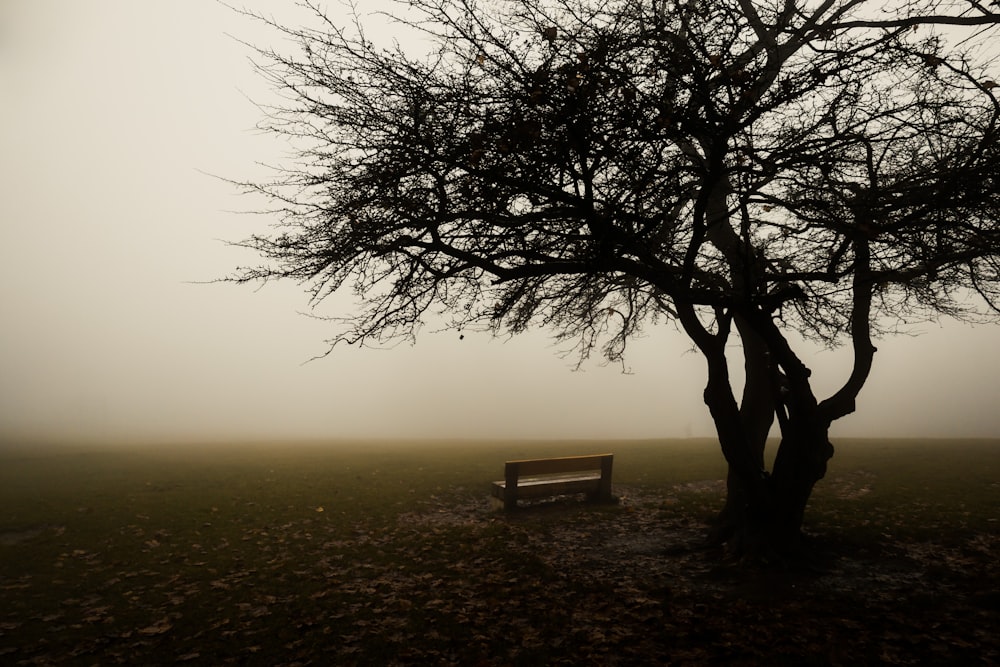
[232,0,1000,555]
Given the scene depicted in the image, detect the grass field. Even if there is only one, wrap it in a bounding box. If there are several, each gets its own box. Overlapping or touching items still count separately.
[1,438,997,665]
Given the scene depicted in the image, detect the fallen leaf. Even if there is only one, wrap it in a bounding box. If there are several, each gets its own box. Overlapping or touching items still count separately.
[137,618,172,635]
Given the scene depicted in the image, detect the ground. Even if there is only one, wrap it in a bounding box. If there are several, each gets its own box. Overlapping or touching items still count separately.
[398,484,999,666]
[1,441,997,665]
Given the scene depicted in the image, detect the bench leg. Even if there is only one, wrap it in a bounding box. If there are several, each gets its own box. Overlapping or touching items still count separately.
[598,456,614,501]
[504,464,519,510]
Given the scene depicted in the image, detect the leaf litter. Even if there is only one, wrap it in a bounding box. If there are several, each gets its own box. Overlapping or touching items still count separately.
[0,483,996,665]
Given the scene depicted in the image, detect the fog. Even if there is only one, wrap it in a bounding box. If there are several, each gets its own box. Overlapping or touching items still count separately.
[1,1,998,445]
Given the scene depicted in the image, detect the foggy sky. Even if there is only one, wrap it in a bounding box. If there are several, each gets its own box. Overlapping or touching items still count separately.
[1,1,998,444]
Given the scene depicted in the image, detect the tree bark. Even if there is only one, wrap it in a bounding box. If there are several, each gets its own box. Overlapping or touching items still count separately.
[769,416,834,542]
[674,304,781,556]
[708,316,774,546]
[697,308,836,561]
[709,410,834,560]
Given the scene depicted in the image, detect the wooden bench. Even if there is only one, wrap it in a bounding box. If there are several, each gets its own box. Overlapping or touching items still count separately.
[491,454,615,510]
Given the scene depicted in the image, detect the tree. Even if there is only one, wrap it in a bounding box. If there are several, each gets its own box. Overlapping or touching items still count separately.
[230,0,1000,559]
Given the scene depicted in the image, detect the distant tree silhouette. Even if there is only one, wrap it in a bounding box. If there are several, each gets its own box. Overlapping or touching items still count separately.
[231,0,1000,559]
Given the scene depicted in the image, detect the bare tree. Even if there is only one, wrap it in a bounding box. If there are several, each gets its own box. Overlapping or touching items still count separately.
[230,0,1000,558]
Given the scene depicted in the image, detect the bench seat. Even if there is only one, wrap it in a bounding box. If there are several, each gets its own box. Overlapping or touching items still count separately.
[491,454,614,510]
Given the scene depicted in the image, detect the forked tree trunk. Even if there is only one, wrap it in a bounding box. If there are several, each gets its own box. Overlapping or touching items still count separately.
[675,225,874,560]
[710,412,834,560]
[675,302,842,561]
[700,323,835,560]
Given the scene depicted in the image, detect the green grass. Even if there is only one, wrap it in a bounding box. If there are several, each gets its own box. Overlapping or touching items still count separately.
[0,437,996,665]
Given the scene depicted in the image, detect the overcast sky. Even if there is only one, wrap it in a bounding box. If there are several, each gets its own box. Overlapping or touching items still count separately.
[1,1,998,444]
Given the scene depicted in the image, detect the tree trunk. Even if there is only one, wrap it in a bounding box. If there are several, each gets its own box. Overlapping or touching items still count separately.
[768,416,834,542]
[699,353,778,558]
[701,320,834,560]
[675,303,836,562]
[708,317,773,546]
[710,414,834,561]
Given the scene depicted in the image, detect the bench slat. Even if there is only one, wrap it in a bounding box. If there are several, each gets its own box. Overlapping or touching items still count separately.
[492,477,601,500]
[505,454,612,477]
[493,473,601,489]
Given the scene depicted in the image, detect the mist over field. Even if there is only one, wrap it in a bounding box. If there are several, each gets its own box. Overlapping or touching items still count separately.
[1,0,999,446]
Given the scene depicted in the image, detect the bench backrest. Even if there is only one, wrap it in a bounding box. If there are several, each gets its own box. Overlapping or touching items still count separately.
[505,454,613,478]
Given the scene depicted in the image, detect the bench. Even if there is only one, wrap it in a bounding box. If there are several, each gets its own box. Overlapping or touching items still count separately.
[491,454,615,510]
